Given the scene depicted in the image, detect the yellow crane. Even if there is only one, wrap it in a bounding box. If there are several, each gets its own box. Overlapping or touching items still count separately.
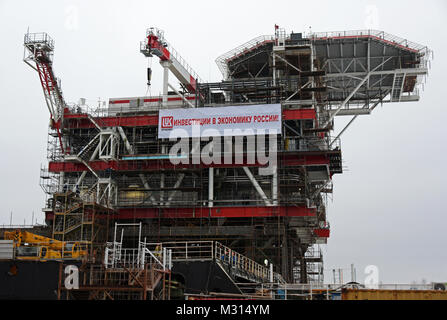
[4,230,87,261]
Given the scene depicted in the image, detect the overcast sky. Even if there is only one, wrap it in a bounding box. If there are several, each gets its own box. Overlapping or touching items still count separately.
[0,0,445,284]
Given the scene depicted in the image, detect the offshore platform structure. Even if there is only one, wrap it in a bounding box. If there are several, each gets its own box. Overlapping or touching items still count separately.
[25,26,431,293]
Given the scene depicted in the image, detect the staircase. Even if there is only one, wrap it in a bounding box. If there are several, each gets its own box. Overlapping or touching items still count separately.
[77,134,100,162]
[391,73,405,102]
[329,151,343,174]
[132,267,164,293]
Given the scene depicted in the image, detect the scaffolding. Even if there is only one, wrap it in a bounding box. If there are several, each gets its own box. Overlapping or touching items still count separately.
[58,223,172,300]
[58,258,171,300]
[51,192,112,257]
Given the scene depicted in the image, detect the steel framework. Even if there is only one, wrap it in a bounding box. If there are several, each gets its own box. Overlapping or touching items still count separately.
[25,27,431,290]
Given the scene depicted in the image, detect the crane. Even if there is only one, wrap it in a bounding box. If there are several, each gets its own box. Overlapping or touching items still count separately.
[140,28,202,105]
[23,32,67,154]
[4,230,87,261]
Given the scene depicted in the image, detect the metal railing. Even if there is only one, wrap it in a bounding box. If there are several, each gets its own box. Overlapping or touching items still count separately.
[309,29,428,53]
[164,40,202,84]
[149,241,286,284]
[216,30,432,79]
[66,95,195,117]
[216,35,275,79]
[215,242,273,282]
[153,241,214,261]
[65,101,109,118]
[104,241,171,271]
[309,29,433,71]
[24,32,54,50]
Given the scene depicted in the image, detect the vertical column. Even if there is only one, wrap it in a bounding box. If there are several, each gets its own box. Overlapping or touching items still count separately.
[272,53,276,86]
[300,255,308,284]
[161,61,170,108]
[281,234,289,282]
[209,168,214,208]
[160,162,165,206]
[310,43,316,104]
[160,61,170,206]
[272,165,278,206]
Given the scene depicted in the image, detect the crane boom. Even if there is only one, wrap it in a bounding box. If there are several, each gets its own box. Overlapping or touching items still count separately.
[4,230,87,260]
[23,32,66,153]
[140,28,201,93]
[5,230,65,250]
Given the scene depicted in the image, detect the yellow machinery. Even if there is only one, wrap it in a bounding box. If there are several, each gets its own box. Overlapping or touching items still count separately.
[4,230,87,261]
[342,289,447,300]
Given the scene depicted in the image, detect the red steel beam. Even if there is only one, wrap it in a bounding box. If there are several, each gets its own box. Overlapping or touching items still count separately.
[313,228,330,238]
[45,205,316,220]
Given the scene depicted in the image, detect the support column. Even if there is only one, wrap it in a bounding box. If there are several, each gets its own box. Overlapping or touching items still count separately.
[281,234,289,282]
[160,61,170,205]
[160,146,166,205]
[300,246,308,284]
[272,53,276,86]
[272,165,278,206]
[209,168,214,208]
[161,61,170,108]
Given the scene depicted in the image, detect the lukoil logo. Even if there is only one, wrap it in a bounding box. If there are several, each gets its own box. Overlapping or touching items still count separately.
[161,116,174,129]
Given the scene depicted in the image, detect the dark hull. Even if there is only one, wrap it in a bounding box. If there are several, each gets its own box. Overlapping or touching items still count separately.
[0,260,240,299]
[0,260,61,300]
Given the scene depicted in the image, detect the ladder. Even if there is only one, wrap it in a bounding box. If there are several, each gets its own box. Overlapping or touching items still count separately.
[391,72,406,102]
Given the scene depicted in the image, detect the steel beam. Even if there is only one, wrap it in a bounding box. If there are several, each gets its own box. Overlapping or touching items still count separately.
[322,73,370,128]
[168,83,195,108]
[243,167,272,206]
[329,100,381,147]
[273,53,302,73]
[161,61,170,107]
[75,143,100,188]
[165,173,185,206]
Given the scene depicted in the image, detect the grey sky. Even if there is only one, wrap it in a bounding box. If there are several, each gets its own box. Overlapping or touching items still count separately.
[0,0,445,284]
